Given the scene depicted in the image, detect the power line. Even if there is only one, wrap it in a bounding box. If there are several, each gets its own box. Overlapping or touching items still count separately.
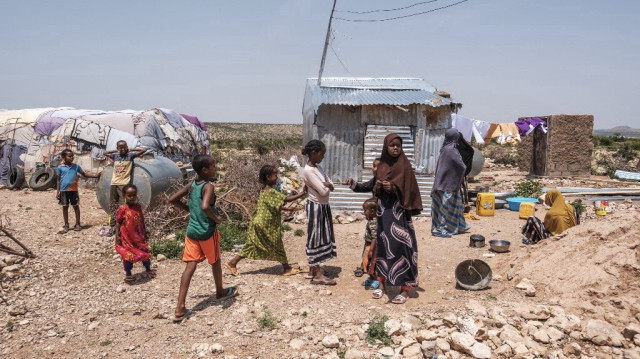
[335,0,439,14]
[334,0,469,22]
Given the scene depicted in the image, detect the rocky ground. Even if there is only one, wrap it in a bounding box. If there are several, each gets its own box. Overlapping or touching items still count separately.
[1,168,640,358]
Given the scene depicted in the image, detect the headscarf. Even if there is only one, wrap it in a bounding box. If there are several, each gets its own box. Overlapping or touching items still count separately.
[432,129,467,193]
[543,190,577,235]
[457,135,475,176]
[376,133,423,215]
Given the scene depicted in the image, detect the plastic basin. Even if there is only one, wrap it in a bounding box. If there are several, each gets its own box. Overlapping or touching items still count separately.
[506,197,538,211]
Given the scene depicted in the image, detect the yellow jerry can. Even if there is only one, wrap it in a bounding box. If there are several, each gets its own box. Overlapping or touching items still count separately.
[519,201,535,219]
[476,192,495,216]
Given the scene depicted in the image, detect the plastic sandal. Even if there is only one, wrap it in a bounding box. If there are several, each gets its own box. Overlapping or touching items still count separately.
[372,289,384,299]
[172,309,193,323]
[354,267,364,277]
[392,294,408,304]
[370,280,380,289]
[362,278,373,286]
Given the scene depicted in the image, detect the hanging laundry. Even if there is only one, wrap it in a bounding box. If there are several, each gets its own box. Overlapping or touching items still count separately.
[515,117,548,137]
[484,123,521,144]
[451,114,492,144]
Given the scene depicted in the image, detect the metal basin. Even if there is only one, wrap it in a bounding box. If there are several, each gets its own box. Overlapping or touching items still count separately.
[495,199,506,209]
[489,239,511,253]
[455,259,492,290]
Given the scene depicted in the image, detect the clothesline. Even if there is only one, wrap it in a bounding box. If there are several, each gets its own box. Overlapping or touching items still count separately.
[452,114,548,145]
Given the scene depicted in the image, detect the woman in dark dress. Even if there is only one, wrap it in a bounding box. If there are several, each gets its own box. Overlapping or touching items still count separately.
[372,134,423,304]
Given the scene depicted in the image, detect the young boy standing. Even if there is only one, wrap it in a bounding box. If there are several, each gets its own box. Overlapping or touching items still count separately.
[169,154,238,322]
[104,141,146,235]
[56,149,101,233]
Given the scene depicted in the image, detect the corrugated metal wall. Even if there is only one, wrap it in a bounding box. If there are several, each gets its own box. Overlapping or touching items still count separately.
[314,105,363,182]
[414,105,451,174]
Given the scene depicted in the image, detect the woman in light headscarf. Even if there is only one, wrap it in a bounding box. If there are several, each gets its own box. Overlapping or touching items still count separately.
[543,189,577,235]
[431,128,472,237]
[371,133,422,304]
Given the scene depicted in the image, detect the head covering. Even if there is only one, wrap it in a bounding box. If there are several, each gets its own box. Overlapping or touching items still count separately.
[432,129,467,193]
[457,135,475,176]
[543,190,577,235]
[376,133,422,215]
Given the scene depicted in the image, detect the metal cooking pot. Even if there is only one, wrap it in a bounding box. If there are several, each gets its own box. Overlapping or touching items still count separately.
[469,234,485,248]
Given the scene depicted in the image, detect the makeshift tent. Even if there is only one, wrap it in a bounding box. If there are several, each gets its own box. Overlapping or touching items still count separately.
[0,107,210,186]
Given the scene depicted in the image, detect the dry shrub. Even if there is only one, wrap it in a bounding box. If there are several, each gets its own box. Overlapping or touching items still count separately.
[145,179,189,241]
[482,144,518,166]
[217,147,300,223]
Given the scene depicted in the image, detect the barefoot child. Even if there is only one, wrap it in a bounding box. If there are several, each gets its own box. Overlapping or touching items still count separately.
[372,134,422,304]
[301,140,337,285]
[56,149,101,233]
[226,165,307,276]
[359,198,379,289]
[169,154,237,322]
[114,184,155,283]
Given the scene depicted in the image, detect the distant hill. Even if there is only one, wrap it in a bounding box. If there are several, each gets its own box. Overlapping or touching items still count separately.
[594,126,640,138]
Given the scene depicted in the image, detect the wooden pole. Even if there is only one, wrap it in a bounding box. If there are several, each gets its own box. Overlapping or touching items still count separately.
[318,0,338,86]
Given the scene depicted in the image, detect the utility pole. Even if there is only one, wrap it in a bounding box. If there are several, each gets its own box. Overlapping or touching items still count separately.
[317,0,337,86]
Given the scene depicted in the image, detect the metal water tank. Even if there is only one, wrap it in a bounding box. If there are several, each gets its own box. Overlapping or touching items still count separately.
[96,154,184,212]
[468,147,485,178]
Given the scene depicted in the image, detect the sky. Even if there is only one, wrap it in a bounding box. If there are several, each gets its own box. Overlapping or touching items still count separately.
[1,0,639,129]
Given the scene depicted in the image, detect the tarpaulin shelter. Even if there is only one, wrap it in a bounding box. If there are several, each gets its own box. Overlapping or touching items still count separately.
[0,107,210,186]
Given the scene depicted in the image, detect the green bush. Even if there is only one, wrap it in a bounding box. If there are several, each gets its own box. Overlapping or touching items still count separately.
[217,213,248,252]
[571,200,585,217]
[514,179,543,198]
[366,316,391,345]
[294,229,305,237]
[257,306,277,330]
[282,224,292,232]
[150,230,185,259]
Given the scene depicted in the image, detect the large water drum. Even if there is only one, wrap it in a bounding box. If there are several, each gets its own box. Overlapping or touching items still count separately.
[96,154,183,213]
[468,147,485,178]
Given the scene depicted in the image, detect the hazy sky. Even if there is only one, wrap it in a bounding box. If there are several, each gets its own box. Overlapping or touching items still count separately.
[1,0,638,129]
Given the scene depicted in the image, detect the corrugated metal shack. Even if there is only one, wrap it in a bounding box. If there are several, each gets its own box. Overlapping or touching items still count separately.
[302,77,457,215]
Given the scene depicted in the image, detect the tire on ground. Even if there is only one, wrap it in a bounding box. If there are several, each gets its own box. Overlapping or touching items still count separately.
[29,167,57,191]
[8,167,25,190]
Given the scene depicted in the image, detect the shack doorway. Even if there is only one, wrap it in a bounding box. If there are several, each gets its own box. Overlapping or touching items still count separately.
[363,125,415,169]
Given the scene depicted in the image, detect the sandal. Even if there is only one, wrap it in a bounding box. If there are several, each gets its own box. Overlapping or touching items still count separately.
[60,225,69,234]
[372,289,384,299]
[282,267,300,276]
[146,270,157,278]
[310,277,336,286]
[392,294,408,304]
[217,286,238,300]
[370,280,380,289]
[225,262,239,276]
[354,267,364,277]
[124,275,135,284]
[362,277,374,287]
[172,309,193,323]
[73,224,82,231]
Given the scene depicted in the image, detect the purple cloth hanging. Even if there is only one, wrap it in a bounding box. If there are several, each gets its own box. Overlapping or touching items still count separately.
[515,117,548,137]
[181,113,206,131]
[34,110,66,136]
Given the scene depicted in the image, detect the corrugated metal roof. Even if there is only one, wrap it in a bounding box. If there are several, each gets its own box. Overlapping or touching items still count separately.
[305,77,451,110]
[312,77,437,91]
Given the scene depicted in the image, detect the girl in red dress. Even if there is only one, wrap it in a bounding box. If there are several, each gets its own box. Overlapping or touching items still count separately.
[115,184,156,283]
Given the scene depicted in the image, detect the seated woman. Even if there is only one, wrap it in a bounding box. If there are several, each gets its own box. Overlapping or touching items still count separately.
[522,189,577,245]
[543,189,577,235]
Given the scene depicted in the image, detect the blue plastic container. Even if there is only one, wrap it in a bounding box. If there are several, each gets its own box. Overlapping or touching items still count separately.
[506,197,538,211]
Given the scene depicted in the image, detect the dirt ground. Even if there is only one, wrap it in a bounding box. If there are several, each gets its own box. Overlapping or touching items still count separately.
[1,168,640,358]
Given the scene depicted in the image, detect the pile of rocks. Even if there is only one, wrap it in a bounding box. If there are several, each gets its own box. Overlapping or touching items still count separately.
[283,299,640,359]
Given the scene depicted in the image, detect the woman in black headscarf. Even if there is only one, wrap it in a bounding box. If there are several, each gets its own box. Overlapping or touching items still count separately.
[431,128,472,237]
